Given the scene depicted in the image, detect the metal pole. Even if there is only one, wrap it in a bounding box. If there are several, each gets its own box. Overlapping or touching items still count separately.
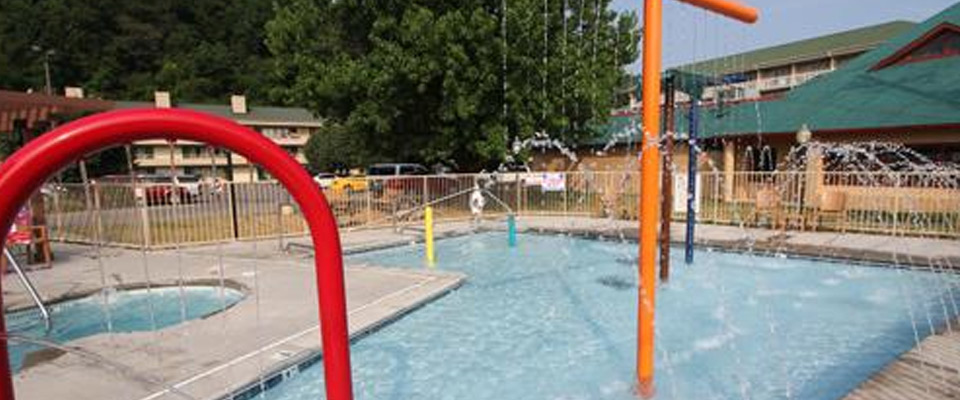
[226,151,239,240]
[0,109,357,400]
[685,100,700,264]
[636,0,757,394]
[43,54,52,95]
[637,0,662,395]
[4,248,51,332]
[659,73,676,281]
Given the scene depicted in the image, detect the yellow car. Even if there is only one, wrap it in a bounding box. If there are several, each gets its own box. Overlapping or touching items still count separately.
[330,176,369,193]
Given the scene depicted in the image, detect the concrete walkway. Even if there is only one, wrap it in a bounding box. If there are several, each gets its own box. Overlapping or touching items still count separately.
[4,234,464,400]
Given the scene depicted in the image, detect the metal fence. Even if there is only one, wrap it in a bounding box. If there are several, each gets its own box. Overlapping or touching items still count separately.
[42,170,960,248]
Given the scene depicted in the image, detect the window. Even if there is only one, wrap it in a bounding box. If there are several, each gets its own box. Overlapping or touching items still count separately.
[181,145,205,159]
[259,127,295,139]
[873,23,960,70]
[135,147,154,160]
[282,146,300,158]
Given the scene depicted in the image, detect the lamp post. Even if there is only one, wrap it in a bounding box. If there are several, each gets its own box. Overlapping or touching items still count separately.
[796,124,813,226]
[796,123,812,145]
[30,45,55,95]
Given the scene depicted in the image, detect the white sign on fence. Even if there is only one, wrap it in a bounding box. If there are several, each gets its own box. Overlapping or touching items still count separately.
[673,173,701,213]
[541,173,566,192]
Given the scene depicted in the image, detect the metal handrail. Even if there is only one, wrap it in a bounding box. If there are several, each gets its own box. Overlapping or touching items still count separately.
[3,248,52,332]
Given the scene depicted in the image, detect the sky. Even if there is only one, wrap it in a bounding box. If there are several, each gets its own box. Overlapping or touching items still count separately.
[611,0,957,69]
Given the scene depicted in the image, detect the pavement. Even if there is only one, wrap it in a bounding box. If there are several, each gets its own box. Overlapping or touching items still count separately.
[4,231,465,400]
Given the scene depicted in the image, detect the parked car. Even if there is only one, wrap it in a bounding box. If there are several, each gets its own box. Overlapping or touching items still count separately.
[314,173,336,189]
[366,163,460,199]
[331,176,369,193]
[99,174,197,205]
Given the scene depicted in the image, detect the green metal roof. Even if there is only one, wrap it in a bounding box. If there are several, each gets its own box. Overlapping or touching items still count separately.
[676,21,916,76]
[690,2,960,138]
[114,101,323,126]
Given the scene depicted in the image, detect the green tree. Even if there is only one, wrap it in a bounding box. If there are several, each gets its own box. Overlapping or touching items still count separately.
[304,123,368,174]
[267,0,638,170]
[0,0,276,103]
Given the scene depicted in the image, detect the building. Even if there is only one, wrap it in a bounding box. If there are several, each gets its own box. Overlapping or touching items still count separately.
[533,3,960,229]
[542,8,960,173]
[681,20,915,102]
[118,92,322,182]
[620,20,915,111]
[0,90,323,182]
[688,3,960,172]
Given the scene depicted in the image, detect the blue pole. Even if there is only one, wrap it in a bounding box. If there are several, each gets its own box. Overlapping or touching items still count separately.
[507,214,517,247]
[684,100,699,265]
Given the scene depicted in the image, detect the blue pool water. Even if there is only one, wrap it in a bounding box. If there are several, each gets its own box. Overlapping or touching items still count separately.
[266,233,959,400]
[5,285,244,371]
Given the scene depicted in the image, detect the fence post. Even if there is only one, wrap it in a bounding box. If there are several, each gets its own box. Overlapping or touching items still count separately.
[423,175,429,207]
[365,181,372,226]
[93,182,105,246]
[515,173,522,216]
[52,184,62,241]
[893,174,901,236]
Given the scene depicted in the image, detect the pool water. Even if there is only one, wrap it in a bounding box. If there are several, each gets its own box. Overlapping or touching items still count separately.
[5,285,244,371]
[267,233,959,400]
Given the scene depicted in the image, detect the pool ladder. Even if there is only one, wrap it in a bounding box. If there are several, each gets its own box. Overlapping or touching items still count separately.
[3,248,52,332]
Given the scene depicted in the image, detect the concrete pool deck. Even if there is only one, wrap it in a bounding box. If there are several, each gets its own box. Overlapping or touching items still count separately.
[4,216,960,399]
[3,239,464,400]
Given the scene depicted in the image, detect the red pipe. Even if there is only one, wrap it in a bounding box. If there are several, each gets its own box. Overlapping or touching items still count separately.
[0,109,354,400]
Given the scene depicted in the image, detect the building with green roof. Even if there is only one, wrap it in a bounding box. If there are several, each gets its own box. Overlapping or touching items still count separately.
[618,20,915,114]
[117,93,323,181]
[683,2,960,170]
[562,4,960,174]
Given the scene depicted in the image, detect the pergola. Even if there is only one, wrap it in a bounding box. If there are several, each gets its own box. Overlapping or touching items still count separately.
[0,90,113,134]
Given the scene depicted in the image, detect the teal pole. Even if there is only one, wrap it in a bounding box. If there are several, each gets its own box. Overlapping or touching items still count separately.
[685,100,699,264]
[507,214,517,247]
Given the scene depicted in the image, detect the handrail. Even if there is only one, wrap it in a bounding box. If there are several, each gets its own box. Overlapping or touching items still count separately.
[3,248,52,332]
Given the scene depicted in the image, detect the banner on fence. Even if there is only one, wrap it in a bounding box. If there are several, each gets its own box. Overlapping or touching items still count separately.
[673,174,700,213]
[541,173,566,192]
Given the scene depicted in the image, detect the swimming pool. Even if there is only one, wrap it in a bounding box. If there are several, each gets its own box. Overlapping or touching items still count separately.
[5,285,244,371]
[265,233,959,400]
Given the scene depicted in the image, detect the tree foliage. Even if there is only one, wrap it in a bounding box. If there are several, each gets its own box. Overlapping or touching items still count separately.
[304,123,368,173]
[0,0,275,103]
[267,0,639,170]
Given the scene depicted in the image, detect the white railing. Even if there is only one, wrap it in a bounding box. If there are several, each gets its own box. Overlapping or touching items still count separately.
[42,170,960,248]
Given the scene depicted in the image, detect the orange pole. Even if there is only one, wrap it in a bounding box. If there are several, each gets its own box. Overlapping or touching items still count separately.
[675,0,758,23]
[636,0,757,397]
[637,0,662,397]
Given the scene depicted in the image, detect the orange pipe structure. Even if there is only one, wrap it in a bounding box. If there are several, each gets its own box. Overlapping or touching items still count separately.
[676,0,758,23]
[636,0,757,397]
[637,0,662,396]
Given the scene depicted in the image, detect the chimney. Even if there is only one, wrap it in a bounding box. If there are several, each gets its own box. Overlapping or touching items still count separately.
[64,87,84,98]
[155,91,171,108]
[231,95,247,114]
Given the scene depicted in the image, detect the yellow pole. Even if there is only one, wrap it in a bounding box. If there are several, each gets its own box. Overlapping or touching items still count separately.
[425,206,435,267]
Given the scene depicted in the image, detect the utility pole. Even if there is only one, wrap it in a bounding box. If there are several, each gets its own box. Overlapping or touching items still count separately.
[30,45,55,95]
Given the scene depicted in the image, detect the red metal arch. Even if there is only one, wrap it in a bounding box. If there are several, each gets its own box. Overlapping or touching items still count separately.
[0,109,354,400]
